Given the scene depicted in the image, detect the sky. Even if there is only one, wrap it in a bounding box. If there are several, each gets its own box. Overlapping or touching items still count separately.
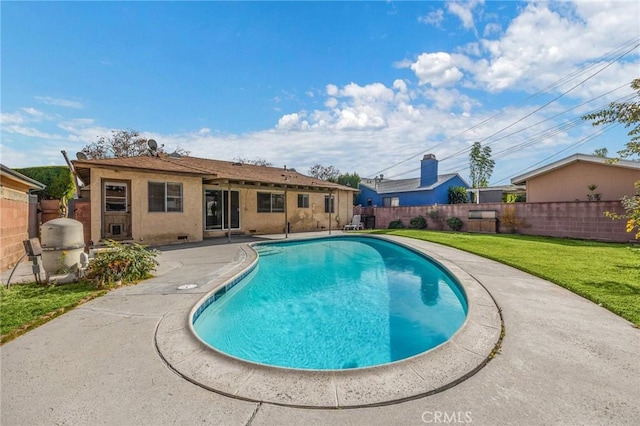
[1,0,639,186]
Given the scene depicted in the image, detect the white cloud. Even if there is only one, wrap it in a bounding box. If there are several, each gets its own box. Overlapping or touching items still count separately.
[0,112,26,125]
[276,113,302,130]
[418,9,444,27]
[35,96,84,109]
[483,22,502,37]
[2,125,63,140]
[446,0,484,32]
[469,1,640,93]
[411,52,464,87]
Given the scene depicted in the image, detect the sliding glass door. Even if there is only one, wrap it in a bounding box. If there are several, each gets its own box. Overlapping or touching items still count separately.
[205,190,239,230]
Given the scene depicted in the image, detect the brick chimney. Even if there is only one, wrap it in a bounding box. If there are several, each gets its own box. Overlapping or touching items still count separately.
[420,154,438,187]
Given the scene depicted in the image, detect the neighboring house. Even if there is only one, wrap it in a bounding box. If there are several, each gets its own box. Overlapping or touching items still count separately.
[511,153,640,202]
[1,164,45,270]
[71,154,357,246]
[356,154,469,207]
[468,185,526,204]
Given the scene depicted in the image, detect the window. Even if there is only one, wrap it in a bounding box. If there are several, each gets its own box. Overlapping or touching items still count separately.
[149,182,183,212]
[104,182,128,212]
[297,194,309,208]
[324,195,335,213]
[383,196,399,207]
[257,192,285,213]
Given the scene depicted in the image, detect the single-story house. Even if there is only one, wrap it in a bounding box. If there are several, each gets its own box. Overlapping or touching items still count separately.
[71,154,357,246]
[468,185,526,203]
[1,164,45,270]
[356,154,470,207]
[511,153,640,202]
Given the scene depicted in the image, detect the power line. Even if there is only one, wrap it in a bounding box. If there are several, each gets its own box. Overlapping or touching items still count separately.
[367,38,639,179]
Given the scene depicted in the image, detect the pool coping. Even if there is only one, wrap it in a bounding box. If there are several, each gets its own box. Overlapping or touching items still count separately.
[154,234,502,408]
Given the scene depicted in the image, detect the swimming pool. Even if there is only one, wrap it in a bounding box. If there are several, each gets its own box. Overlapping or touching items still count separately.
[192,236,468,370]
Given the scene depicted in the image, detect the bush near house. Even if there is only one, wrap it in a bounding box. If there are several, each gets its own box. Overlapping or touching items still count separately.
[409,216,427,229]
[388,219,405,229]
[447,217,463,231]
[86,240,159,289]
[448,186,469,204]
[428,209,446,230]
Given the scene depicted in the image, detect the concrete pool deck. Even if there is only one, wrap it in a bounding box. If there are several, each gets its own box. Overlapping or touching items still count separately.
[1,231,639,425]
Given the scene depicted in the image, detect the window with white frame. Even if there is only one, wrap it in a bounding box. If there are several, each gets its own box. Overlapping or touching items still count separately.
[148,182,183,212]
[383,196,399,207]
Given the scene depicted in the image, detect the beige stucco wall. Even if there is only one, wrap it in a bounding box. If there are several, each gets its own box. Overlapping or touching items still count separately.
[89,168,203,245]
[203,185,354,237]
[526,161,640,202]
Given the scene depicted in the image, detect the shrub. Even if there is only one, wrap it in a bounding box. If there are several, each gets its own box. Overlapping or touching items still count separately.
[500,207,522,234]
[503,193,527,203]
[448,186,469,204]
[446,217,463,231]
[86,240,159,288]
[428,209,446,230]
[409,216,427,229]
[388,219,405,229]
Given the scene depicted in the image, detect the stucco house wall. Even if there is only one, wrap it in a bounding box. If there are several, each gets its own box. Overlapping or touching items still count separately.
[526,161,639,202]
[89,167,203,245]
[75,156,356,246]
[203,187,352,236]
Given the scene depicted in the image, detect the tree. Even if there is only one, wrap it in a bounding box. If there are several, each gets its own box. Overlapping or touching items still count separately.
[582,78,639,161]
[233,157,273,167]
[81,129,189,159]
[469,141,495,189]
[16,166,75,217]
[448,186,469,204]
[308,164,340,182]
[582,78,640,239]
[336,172,361,189]
[593,147,608,158]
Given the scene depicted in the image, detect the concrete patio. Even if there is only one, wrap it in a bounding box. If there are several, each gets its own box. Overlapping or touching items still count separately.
[1,232,638,425]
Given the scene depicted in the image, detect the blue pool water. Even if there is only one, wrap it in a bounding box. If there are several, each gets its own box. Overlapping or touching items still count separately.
[193,236,467,370]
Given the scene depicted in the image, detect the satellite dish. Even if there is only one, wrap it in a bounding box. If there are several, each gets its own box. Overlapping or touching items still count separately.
[76,152,88,160]
[168,152,182,158]
[148,139,158,156]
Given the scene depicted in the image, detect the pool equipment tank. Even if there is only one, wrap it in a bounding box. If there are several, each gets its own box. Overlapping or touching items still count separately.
[40,218,86,281]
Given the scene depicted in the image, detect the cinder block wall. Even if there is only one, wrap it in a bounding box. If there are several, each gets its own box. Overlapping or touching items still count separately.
[355,201,631,243]
[1,187,30,270]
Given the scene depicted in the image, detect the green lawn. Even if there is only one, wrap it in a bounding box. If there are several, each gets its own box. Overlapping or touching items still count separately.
[369,229,640,326]
[0,281,106,344]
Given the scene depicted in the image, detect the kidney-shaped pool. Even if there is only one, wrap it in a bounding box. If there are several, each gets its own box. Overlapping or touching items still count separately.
[192,236,468,370]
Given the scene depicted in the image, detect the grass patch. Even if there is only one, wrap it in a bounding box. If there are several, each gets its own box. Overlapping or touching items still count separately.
[0,281,107,344]
[369,230,640,326]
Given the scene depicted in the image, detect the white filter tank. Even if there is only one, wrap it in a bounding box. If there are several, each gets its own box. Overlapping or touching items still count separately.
[40,218,85,276]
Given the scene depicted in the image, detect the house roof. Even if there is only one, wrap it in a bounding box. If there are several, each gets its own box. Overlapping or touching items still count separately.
[511,153,640,185]
[359,173,466,194]
[72,154,357,192]
[0,164,46,190]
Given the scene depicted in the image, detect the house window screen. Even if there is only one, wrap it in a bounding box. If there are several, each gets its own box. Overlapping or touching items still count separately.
[149,182,183,212]
[383,197,399,207]
[324,195,335,213]
[297,194,309,208]
[104,182,127,212]
[257,192,285,213]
